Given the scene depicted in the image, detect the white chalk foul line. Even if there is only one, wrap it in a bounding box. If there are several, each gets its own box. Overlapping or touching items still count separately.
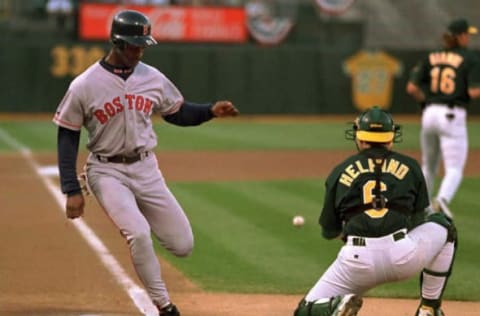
[0,127,158,316]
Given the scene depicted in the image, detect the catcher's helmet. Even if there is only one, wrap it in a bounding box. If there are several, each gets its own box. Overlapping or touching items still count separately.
[110,10,157,47]
[345,106,402,143]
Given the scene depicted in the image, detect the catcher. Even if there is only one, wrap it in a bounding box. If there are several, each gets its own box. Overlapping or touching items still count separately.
[293,106,457,316]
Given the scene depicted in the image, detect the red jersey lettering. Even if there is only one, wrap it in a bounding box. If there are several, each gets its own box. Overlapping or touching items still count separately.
[135,96,144,111]
[125,94,135,109]
[112,96,124,112]
[94,109,108,124]
[104,103,116,116]
[144,98,153,114]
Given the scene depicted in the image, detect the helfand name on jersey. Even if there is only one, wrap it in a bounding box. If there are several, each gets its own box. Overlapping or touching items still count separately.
[429,52,463,68]
[339,157,410,187]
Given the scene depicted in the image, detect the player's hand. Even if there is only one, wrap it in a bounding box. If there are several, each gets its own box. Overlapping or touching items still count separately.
[211,101,239,117]
[66,193,85,219]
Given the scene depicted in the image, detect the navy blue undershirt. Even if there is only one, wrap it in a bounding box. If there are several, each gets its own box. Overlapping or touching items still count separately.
[58,59,215,196]
[58,126,81,196]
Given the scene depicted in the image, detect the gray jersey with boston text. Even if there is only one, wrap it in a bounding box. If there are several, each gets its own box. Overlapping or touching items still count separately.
[53,61,183,156]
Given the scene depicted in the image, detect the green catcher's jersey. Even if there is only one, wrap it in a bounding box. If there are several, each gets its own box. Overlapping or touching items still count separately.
[410,47,480,107]
[320,147,429,239]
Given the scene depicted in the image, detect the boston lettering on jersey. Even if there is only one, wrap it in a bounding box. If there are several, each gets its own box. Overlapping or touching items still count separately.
[339,157,410,187]
[94,94,153,124]
[429,52,464,68]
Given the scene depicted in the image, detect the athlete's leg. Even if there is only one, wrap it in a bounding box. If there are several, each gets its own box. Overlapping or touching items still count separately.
[409,217,457,313]
[304,246,372,301]
[420,109,441,200]
[294,243,375,316]
[437,109,468,204]
[133,154,194,257]
[87,166,173,308]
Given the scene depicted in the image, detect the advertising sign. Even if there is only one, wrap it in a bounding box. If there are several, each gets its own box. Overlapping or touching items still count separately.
[79,3,247,43]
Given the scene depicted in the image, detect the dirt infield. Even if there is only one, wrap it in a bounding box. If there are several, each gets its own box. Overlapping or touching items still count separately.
[1,150,480,315]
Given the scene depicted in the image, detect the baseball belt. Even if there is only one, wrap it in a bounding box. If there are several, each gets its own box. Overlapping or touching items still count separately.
[96,151,150,164]
[350,231,406,247]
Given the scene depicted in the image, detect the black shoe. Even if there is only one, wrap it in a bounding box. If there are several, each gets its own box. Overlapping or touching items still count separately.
[159,303,180,316]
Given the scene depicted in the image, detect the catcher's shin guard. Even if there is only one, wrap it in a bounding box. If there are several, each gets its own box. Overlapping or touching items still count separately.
[418,218,457,315]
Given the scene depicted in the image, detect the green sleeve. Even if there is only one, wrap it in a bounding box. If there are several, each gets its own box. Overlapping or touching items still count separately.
[319,171,343,239]
[410,158,430,229]
[410,57,429,86]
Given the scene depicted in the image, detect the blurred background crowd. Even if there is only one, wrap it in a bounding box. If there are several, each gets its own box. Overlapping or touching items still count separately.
[1,0,479,49]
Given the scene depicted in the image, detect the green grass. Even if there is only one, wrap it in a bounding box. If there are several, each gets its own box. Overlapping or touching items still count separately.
[155,120,427,151]
[155,180,334,294]
[155,178,480,301]
[1,118,480,301]
[2,119,480,152]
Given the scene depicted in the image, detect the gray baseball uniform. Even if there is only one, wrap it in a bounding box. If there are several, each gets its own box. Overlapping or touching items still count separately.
[53,60,193,308]
[54,10,238,315]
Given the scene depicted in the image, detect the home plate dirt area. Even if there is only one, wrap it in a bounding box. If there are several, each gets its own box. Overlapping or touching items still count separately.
[1,150,479,316]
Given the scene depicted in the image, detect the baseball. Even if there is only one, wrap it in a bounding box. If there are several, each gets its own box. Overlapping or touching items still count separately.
[292,215,305,227]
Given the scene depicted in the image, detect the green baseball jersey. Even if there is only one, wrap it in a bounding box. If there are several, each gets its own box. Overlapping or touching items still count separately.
[411,47,480,107]
[320,147,429,239]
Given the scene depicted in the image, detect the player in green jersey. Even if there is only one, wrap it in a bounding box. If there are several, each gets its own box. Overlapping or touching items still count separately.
[293,106,457,316]
[406,18,480,218]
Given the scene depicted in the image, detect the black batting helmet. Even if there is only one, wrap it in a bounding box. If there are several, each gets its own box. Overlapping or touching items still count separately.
[110,10,157,47]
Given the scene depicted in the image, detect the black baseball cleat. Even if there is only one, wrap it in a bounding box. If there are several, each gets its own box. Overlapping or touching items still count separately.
[158,302,180,316]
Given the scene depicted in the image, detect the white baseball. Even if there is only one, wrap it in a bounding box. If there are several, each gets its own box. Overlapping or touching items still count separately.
[292,215,305,227]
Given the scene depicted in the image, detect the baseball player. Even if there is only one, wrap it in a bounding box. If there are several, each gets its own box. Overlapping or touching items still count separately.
[293,106,457,316]
[53,10,238,316]
[406,18,480,218]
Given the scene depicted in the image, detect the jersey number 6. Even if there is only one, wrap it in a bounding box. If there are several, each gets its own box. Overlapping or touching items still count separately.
[362,180,388,218]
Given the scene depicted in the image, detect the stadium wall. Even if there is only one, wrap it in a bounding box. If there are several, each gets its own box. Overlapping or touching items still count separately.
[2,4,480,115]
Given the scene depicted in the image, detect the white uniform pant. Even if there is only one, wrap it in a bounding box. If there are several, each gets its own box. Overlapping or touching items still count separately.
[421,104,468,203]
[305,223,448,300]
[86,153,193,307]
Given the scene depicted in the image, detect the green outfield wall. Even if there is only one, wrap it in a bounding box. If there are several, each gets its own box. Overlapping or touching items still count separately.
[2,1,480,115]
[2,40,480,115]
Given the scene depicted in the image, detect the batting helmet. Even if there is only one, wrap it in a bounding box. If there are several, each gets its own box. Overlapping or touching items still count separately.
[345,106,402,143]
[110,10,157,47]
